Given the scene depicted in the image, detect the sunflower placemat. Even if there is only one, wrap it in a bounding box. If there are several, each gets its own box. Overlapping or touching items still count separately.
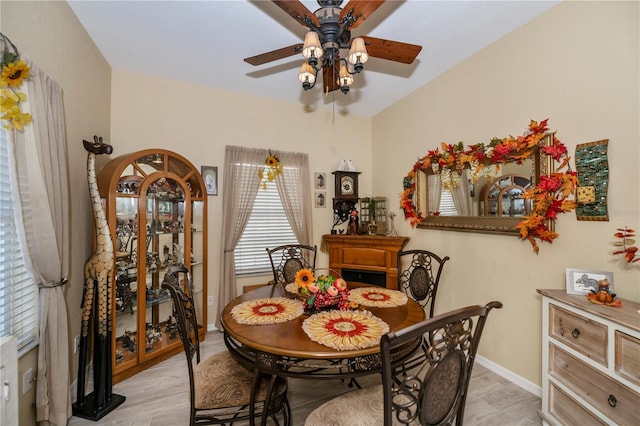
[348,287,408,308]
[231,297,304,325]
[302,310,390,351]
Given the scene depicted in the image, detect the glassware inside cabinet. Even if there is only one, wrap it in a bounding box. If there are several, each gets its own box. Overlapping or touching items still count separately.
[142,176,187,359]
[114,196,138,361]
[191,200,205,321]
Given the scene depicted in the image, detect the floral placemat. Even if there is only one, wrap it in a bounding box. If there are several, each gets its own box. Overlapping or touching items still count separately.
[348,287,408,308]
[302,310,390,351]
[231,297,304,325]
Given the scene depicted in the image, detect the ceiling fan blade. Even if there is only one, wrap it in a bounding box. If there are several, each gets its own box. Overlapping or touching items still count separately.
[272,0,319,27]
[322,63,340,93]
[340,0,385,30]
[244,43,304,66]
[360,35,422,64]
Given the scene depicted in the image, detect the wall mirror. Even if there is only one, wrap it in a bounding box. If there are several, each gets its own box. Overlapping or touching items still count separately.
[412,133,555,236]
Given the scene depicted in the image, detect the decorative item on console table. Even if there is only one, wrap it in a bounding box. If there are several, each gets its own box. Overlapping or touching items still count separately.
[537,289,640,426]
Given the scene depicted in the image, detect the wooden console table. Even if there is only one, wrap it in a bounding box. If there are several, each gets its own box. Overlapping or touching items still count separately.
[321,234,409,290]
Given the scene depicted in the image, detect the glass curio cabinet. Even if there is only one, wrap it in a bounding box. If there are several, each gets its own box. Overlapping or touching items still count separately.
[97,149,207,383]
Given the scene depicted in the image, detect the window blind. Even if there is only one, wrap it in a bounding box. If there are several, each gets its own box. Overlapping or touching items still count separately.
[235,181,298,276]
[0,129,38,351]
[439,188,458,216]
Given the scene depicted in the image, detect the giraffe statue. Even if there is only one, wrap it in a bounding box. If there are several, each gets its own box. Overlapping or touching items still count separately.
[74,136,125,419]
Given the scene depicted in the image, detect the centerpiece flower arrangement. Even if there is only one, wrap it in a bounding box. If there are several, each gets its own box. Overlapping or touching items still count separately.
[294,268,352,312]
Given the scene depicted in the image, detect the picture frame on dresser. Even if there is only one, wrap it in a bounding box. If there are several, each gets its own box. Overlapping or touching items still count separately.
[565,268,614,294]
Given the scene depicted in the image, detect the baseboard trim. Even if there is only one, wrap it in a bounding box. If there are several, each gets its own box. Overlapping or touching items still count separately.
[476,355,541,398]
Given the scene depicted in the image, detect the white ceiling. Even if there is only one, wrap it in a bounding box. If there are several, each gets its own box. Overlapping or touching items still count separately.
[67,0,559,117]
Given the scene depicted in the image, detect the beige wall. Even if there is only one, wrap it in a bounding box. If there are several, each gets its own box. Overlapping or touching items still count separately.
[373,0,640,388]
[2,1,111,424]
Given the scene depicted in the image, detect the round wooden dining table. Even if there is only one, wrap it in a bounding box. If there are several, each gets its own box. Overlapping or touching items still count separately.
[220,283,426,425]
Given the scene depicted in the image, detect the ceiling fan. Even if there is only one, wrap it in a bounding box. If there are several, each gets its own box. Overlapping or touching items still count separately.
[244,0,422,94]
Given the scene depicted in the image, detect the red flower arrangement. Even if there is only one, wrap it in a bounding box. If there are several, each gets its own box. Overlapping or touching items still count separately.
[400,119,578,253]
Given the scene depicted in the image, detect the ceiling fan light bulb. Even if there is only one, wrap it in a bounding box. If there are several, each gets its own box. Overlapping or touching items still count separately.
[302,31,323,60]
[348,38,368,65]
[298,62,316,86]
[338,63,354,87]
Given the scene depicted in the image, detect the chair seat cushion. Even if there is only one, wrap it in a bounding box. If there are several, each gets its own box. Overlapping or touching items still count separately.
[194,350,285,410]
[305,385,385,426]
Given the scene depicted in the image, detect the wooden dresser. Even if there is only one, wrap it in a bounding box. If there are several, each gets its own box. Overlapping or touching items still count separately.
[537,289,640,425]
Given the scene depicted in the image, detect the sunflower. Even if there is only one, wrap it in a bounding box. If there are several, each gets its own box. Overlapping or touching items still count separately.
[295,268,314,289]
[1,59,30,89]
[265,155,279,168]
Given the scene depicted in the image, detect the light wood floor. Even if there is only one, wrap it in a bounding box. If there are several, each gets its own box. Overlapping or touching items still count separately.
[69,331,542,426]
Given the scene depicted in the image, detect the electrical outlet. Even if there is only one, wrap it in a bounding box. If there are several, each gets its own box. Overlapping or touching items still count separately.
[22,368,32,394]
[74,335,80,354]
[207,296,214,305]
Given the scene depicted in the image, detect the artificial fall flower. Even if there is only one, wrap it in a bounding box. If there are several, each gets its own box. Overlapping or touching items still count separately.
[1,60,30,88]
[295,269,314,289]
[1,105,32,131]
[265,155,279,168]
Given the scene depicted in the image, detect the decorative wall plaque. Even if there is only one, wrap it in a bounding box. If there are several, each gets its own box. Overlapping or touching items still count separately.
[575,139,609,221]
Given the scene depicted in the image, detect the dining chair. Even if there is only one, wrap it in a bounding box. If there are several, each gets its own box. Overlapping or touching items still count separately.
[304,301,503,426]
[266,244,317,285]
[397,249,450,318]
[162,267,291,426]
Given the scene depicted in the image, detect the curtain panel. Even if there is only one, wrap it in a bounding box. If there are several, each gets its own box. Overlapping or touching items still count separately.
[14,59,71,425]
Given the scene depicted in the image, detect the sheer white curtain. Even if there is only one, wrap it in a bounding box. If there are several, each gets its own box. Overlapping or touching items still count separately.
[13,59,71,425]
[275,151,313,245]
[450,169,473,216]
[217,146,263,328]
[427,174,442,215]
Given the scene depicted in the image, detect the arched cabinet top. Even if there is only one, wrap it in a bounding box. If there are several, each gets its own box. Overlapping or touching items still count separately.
[96,149,206,200]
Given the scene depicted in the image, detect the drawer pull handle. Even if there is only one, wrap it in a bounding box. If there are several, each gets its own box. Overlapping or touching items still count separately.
[608,395,617,407]
[571,328,581,338]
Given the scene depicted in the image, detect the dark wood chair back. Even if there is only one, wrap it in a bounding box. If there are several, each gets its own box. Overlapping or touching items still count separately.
[381,301,502,425]
[162,267,200,417]
[397,250,450,318]
[266,244,317,285]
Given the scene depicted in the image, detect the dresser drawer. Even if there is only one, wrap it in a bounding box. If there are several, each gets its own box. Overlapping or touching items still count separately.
[615,330,640,387]
[548,382,606,425]
[549,304,607,366]
[550,344,640,425]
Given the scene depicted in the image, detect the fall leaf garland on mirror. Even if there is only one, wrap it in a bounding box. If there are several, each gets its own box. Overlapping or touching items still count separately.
[0,33,32,131]
[400,119,578,253]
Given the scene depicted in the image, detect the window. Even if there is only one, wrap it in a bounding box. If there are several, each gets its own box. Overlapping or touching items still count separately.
[234,180,298,276]
[438,188,458,216]
[0,128,38,351]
